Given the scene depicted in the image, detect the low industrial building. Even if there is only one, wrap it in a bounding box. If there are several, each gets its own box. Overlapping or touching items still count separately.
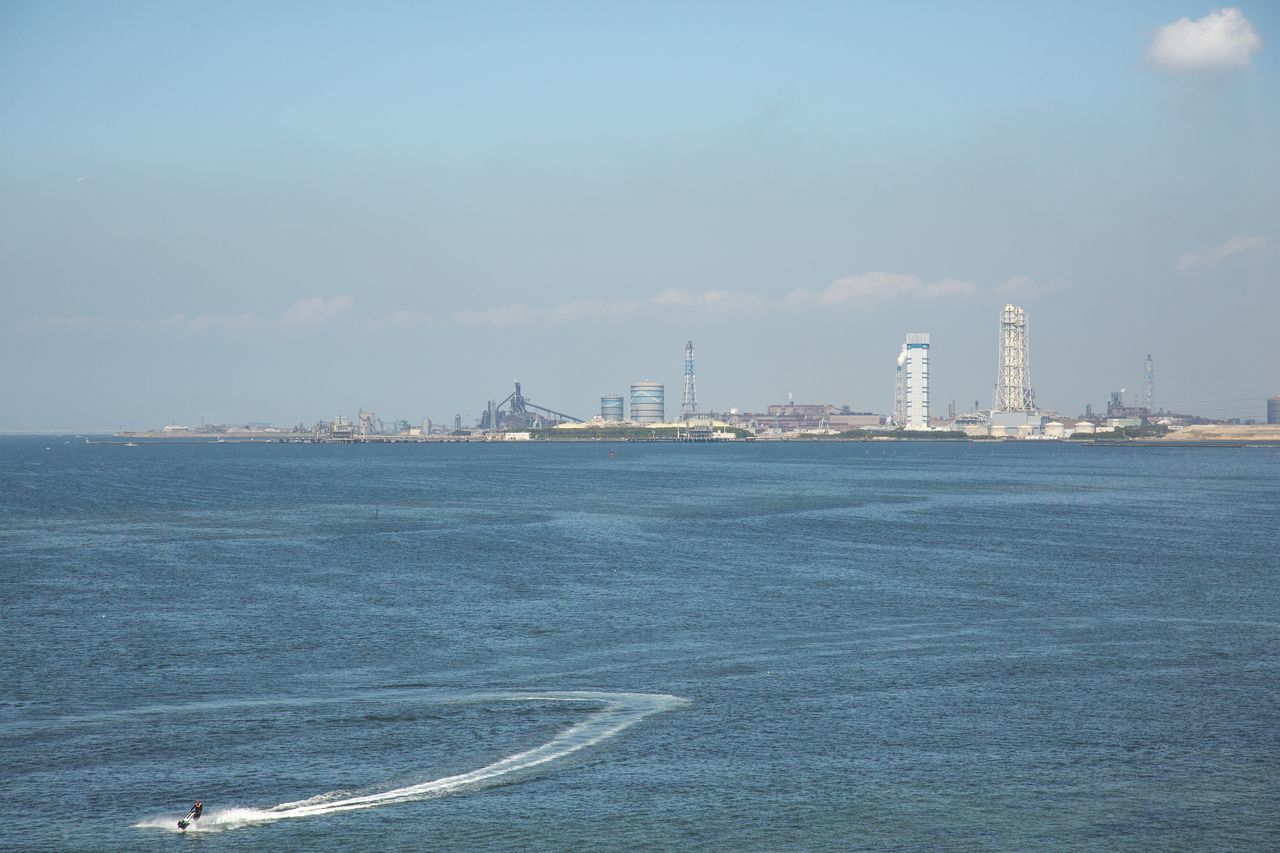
[729,404,882,433]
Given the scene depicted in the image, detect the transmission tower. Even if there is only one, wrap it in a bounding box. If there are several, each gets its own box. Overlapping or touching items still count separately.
[1144,354,1155,413]
[994,304,1035,412]
[681,340,697,419]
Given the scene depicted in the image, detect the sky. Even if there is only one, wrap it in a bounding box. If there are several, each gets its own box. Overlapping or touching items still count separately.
[2,1,1277,429]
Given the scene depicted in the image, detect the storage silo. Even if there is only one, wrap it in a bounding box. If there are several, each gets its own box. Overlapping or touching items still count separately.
[630,381,665,423]
[601,394,624,422]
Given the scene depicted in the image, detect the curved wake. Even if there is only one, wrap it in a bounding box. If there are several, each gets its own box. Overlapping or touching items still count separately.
[135,690,685,833]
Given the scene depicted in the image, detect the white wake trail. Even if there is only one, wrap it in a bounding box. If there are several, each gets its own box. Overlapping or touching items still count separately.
[135,690,686,833]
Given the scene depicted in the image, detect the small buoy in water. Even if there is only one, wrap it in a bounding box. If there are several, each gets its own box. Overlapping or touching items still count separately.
[609,451,614,460]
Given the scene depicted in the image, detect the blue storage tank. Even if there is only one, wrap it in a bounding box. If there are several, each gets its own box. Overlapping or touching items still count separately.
[630,381,665,423]
[601,395,625,422]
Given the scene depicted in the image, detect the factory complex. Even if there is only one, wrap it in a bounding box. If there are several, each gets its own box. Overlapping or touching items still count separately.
[129,306,1278,444]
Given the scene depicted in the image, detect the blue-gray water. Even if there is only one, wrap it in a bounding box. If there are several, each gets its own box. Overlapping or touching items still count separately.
[2,437,1277,850]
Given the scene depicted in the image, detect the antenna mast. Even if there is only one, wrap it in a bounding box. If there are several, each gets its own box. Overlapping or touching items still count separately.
[1144,354,1154,413]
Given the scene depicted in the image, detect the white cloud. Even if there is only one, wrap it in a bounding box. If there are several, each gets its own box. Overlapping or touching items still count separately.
[450,275,974,326]
[1177,234,1269,271]
[279,295,353,328]
[814,272,918,303]
[920,278,978,299]
[1147,7,1262,72]
[547,297,644,324]
[651,288,763,310]
[19,269,994,338]
[451,290,767,327]
[993,275,1071,299]
[452,303,545,327]
[365,309,435,330]
[785,272,977,305]
[184,312,258,331]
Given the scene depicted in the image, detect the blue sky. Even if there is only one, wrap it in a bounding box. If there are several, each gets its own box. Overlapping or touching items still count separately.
[2,1,1277,428]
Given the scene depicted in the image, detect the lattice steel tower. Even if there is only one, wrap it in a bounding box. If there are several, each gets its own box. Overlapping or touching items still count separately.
[892,344,906,426]
[1144,354,1154,413]
[994,304,1035,412]
[681,340,698,419]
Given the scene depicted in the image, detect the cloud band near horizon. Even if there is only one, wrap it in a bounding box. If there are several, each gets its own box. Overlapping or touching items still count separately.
[15,271,1071,333]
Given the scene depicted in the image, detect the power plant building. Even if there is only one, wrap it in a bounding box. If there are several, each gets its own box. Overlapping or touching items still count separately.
[630,381,665,423]
[601,395,625,422]
[894,333,930,430]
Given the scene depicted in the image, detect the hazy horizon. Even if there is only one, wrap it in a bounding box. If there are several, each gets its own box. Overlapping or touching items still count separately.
[3,2,1277,430]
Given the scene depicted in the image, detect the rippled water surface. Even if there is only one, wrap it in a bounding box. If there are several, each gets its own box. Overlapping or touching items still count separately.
[2,437,1277,850]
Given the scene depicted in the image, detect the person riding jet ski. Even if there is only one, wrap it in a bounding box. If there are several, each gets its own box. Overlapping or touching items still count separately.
[178,800,203,829]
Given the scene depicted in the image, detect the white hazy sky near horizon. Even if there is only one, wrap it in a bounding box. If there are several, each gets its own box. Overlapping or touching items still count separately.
[1,1,1277,429]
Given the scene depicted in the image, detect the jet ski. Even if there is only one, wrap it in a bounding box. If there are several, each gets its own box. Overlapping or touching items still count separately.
[177,800,203,830]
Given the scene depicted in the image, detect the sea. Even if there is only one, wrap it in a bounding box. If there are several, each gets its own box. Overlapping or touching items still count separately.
[1,436,1277,851]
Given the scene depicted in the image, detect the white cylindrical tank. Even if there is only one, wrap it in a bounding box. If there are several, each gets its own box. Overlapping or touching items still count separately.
[1074,420,1096,435]
[630,381,665,423]
[1044,421,1066,439]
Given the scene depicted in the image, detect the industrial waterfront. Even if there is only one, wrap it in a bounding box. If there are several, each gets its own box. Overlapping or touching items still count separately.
[119,304,1280,445]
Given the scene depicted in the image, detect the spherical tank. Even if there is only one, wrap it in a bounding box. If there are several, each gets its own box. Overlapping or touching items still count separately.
[601,395,625,422]
[630,381,665,423]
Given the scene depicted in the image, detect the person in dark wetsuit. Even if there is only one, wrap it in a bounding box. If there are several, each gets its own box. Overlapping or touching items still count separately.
[178,799,203,830]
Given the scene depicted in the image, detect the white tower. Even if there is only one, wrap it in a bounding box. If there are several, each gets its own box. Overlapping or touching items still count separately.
[903,333,930,429]
[994,305,1034,412]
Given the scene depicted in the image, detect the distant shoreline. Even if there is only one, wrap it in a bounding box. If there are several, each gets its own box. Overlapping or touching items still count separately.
[7,431,1279,447]
[37,433,1279,447]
